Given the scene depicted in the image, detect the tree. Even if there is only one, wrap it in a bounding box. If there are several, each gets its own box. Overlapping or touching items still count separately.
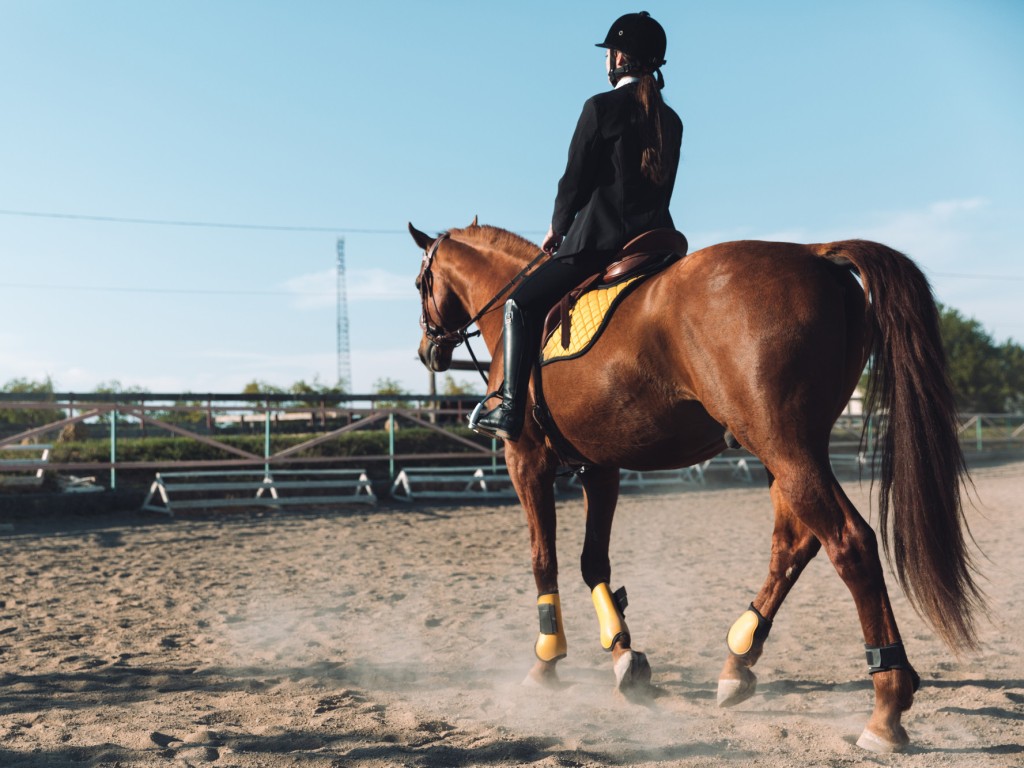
[159,394,210,427]
[857,304,1024,414]
[999,340,1024,413]
[94,380,149,398]
[242,379,285,410]
[372,377,411,408]
[288,376,347,408]
[242,380,285,395]
[93,380,151,425]
[441,375,480,396]
[938,305,1010,412]
[0,377,65,433]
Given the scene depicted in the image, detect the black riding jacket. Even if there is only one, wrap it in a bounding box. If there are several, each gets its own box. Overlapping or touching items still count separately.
[551,81,683,262]
[548,80,684,262]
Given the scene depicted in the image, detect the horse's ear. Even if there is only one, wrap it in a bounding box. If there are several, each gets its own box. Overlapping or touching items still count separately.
[470,215,478,227]
[408,222,434,250]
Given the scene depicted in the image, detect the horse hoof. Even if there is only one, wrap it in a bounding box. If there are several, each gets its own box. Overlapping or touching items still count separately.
[856,727,909,754]
[717,668,758,707]
[522,660,563,690]
[614,650,653,701]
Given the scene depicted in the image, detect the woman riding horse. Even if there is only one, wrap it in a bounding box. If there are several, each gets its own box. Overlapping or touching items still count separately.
[412,8,984,756]
[472,11,684,441]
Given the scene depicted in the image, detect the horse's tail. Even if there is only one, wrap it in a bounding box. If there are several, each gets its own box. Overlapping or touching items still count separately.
[817,239,984,652]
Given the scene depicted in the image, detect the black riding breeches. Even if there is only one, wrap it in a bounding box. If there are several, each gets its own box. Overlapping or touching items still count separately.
[510,254,615,345]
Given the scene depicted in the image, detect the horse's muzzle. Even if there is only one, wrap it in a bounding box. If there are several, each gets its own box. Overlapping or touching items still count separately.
[418,338,452,372]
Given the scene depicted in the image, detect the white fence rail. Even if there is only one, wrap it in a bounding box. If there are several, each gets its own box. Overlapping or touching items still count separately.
[141,468,375,516]
[0,444,51,488]
[0,394,1020,502]
[391,465,517,502]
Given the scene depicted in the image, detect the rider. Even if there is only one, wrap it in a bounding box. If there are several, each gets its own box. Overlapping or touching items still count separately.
[471,11,683,441]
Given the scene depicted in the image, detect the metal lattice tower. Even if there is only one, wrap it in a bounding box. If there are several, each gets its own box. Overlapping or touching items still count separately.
[336,238,352,392]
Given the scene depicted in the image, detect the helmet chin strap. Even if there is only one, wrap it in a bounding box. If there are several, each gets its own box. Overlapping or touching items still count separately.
[607,65,627,86]
[608,63,665,89]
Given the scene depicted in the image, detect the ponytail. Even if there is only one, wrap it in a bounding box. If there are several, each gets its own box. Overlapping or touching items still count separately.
[635,72,667,186]
[611,50,668,185]
[614,50,671,187]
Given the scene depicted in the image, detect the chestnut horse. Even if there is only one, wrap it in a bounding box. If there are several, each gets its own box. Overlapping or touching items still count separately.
[408,221,982,752]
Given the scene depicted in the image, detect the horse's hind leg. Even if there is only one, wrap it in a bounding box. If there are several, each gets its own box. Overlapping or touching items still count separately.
[579,466,652,699]
[718,474,821,706]
[766,463,918,752]
[820,479,919,752]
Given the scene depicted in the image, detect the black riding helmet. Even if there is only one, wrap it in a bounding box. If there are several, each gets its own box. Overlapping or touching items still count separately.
[595,11,667,68]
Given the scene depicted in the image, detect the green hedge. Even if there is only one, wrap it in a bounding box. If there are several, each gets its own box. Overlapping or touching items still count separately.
[49,427,492,464]
[40,427,499,490]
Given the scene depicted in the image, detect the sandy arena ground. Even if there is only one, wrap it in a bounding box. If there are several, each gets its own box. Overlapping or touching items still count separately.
[1,461,1022,768]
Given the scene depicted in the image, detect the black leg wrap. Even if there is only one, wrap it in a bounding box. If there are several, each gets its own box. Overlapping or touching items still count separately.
[538,602,558,635]
[864,642,909,673]
[864,642,921,691]
[747,603,772,642]
[613,586,628,614]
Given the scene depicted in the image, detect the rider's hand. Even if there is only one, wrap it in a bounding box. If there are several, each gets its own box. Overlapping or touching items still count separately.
[541,226,562,254]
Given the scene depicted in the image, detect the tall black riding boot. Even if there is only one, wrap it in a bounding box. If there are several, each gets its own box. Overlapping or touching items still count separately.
[471,299,529,441]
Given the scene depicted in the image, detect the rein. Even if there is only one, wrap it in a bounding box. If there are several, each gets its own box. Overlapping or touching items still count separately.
[419,232,548,384]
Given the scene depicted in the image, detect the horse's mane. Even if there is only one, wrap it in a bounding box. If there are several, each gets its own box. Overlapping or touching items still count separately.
[447,223,538,263]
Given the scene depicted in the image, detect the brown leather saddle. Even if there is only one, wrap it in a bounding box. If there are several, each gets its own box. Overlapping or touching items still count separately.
[543,228,689,350]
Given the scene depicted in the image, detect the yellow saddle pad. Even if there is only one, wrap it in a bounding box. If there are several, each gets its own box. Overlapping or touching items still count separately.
[541,276,641,364]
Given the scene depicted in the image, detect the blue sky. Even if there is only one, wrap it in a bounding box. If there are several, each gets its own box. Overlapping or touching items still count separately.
[1,1,1021,395]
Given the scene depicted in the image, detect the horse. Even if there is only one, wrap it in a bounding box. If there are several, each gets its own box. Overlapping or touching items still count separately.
[408,220,982,753]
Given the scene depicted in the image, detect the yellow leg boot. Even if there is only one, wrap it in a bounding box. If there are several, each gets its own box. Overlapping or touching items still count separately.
[592,584,651,698]
[718,603,773,706]
[534,593,567,662]
[591,583,629,651]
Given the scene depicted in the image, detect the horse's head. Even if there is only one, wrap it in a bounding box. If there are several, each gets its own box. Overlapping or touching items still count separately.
[409,222,473,373]
[409,219,538,374]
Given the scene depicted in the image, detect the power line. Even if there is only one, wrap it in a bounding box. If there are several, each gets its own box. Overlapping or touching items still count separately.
[0,207,548,236]
[0,207,547,236]
[930,271,1024,282]
[0,208,408,234]
[2,205,1022,283]
[0,282,333,297]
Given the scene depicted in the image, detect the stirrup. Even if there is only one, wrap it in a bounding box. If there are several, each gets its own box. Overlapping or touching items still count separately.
[471,407,521,441]
[468,390,502,432]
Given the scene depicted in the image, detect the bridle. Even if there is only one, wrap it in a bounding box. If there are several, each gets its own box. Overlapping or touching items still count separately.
[418,233,462,348]
[418,231,548,383]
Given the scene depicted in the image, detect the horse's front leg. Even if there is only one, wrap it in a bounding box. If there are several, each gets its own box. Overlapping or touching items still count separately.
[506,448,566,688]
[580,466,652,699]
